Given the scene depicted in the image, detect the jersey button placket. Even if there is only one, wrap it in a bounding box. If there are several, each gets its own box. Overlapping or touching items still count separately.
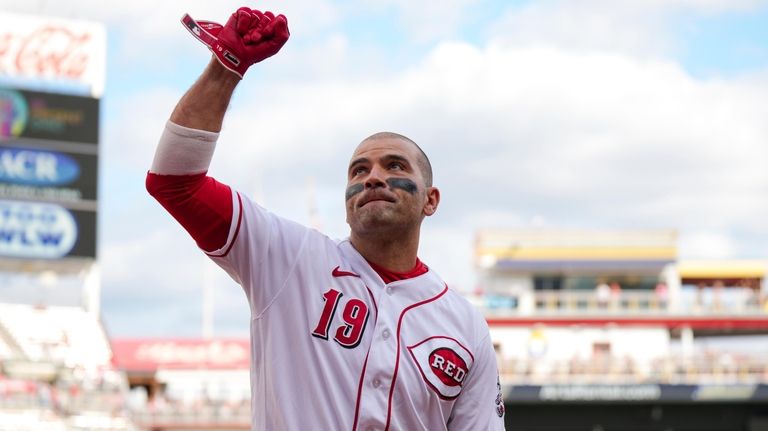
[357,280,398,427]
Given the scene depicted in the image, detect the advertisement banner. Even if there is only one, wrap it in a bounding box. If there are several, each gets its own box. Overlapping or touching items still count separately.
[0,87,99,145]
[0,199,96,259]
[0,12,106,97]
[0,143,98,202]
[504,384,768,402]
[111,339,252,371]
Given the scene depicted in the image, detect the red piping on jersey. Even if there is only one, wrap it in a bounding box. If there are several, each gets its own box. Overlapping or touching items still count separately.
[364,285,379,317]
[351,349,371,431]
[384,284,449,431]
[351,285,378,431]
[206,192,243,258]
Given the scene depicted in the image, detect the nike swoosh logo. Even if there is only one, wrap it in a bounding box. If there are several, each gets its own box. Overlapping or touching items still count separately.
[332,266,360,278]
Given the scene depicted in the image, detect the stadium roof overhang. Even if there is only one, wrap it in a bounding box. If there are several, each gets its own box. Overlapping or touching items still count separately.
[678,260,766,280]
[475,229,678,274]
[489,259,673,274]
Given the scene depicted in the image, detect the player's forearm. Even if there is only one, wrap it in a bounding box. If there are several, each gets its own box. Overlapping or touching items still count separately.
[170,58,241,132]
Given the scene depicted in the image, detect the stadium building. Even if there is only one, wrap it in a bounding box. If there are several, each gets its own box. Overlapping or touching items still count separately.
[0,11,128,431]
[474,229,768,431]
[111,338,251,431]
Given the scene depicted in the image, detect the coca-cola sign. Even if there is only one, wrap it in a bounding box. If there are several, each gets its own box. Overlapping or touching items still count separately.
[0,13,105,97]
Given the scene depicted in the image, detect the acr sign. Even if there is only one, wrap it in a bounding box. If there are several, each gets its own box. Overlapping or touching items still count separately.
[0,12,106,97]
[0,144,98,202]
[0,146,79,186]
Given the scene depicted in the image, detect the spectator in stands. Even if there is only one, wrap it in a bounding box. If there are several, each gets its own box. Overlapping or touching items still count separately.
[712,280,724,312]
[695,282,705,312]
[609,281,622,309]
[655,281,669,310]
[595,281,610,309]
[761,291,768,313]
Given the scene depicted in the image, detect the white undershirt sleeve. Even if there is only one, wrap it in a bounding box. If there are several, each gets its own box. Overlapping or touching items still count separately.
[150,120,219,175]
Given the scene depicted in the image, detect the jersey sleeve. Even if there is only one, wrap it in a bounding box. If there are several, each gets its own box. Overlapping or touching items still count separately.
[146,172,234,252]
[146,121,311,315]
[447,331,506,430]
[207,195,312,316]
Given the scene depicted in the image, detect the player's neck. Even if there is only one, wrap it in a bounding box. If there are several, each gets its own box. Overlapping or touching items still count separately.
[350,231,420,273]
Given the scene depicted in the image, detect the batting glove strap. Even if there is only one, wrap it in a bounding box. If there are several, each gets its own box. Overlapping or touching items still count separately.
[181,8,289,78]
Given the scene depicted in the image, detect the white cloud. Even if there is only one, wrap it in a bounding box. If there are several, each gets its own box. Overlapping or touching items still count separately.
[0,0,339,36]
[101,229,202,296]
[678,231,737,259]
[361,0,483,43]
[624,0,765,14]
[104,87,181,169]
[486,0,768,56]
[99,225,250,336]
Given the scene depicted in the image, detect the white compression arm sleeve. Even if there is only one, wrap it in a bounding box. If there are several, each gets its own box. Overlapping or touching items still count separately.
[150,121,220,175]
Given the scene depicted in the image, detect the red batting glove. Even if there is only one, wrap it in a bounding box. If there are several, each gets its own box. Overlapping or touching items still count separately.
[181,7,289,78]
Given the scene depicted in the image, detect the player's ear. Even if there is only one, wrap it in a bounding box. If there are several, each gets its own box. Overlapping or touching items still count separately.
[423,186,440,217]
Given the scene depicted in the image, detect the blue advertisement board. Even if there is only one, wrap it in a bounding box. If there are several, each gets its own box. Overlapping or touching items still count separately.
[0,199,96,259]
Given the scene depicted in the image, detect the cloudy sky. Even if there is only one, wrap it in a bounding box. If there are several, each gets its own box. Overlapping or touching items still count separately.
[1,0,767,337]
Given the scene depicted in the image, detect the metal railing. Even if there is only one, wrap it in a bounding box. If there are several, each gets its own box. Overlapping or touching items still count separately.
[499,353,768,385]
[130,400,250,429]
[480,290,768,316]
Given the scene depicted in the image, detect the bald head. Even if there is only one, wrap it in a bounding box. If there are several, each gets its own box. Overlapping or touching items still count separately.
[360,132,433,187]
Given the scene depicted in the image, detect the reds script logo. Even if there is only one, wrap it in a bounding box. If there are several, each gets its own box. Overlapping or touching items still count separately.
[408,336,474,399]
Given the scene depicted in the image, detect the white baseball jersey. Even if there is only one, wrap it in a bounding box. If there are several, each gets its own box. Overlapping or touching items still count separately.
[148,121,506,430]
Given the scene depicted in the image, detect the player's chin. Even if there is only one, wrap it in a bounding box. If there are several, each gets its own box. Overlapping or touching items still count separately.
[351,210,395,230]
[356,201,389,215]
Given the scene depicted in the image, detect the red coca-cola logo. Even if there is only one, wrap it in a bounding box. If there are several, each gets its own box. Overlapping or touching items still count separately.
[429,348,468,387]
[0,25,93,80]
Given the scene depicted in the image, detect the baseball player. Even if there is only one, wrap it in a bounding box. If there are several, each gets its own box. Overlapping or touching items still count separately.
[147,6,506,430]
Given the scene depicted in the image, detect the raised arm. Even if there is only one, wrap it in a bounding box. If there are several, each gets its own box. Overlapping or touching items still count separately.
[170,59,240,132]
[147,7,289,253]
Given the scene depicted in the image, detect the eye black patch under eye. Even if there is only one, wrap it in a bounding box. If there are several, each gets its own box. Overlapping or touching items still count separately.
[345,183,364,201]
[386,178,418,194]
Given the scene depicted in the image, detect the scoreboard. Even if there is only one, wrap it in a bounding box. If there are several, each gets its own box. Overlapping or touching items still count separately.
[0,87,99,262]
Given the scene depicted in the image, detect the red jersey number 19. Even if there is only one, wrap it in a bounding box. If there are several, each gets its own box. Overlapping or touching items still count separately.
[311,288,369,348]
